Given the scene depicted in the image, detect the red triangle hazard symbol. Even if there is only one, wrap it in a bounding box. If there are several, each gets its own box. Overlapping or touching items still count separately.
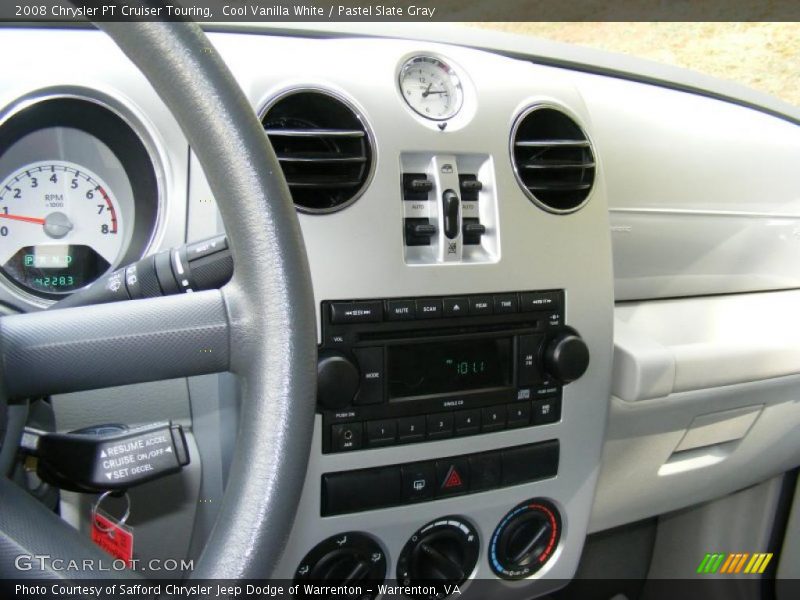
[443,466,463,489]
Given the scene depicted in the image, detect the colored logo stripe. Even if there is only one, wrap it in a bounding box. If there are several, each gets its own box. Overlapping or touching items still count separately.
[745,553,773,574]
[697,553,726,573]
[697,553,773,574]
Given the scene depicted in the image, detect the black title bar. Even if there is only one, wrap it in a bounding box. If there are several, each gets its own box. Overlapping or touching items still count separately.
[3,0,800,22]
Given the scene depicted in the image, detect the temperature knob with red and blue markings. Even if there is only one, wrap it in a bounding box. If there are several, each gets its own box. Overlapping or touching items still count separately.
[489,498,561,580]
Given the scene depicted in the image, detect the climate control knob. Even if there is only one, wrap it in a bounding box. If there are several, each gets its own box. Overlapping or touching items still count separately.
[294,532,386,599]
[543,330,589,383]
[397,517,480,599]
[317,352,359,409]
[489,499,561,580]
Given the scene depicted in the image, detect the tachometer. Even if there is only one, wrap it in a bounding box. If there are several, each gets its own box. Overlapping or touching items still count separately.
[0,160,124,296]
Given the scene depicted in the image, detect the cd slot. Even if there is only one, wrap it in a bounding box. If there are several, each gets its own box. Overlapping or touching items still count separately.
[356,321,540,342]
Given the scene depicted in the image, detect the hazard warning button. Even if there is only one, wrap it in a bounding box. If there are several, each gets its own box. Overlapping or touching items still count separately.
[435,458,470,497]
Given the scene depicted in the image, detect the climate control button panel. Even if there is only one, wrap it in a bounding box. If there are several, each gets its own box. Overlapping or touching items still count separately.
[321,440,558,516]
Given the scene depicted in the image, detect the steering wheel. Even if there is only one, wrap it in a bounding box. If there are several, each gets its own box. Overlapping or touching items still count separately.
[0,20,317,580]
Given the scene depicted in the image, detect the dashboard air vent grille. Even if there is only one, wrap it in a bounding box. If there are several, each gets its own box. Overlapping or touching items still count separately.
[511,106,595,213]
[262,91,373,213]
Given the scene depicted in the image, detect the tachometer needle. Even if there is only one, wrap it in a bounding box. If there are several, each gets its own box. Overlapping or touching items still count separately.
[0,213,46,225]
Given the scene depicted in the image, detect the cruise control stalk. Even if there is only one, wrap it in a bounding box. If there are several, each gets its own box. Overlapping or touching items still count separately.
[52,234,233,309]
[20,422,190,493]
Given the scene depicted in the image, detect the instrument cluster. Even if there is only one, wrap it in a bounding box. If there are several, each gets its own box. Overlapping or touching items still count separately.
[0,94,161,305]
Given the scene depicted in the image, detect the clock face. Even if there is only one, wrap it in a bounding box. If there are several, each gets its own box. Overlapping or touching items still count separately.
[399,56,464,120]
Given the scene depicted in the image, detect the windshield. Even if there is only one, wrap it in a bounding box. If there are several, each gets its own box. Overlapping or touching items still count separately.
[472,23,799,107]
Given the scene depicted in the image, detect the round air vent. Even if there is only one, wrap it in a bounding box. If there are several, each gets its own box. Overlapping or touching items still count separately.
[511,105,595,214]
[261,90,373,214]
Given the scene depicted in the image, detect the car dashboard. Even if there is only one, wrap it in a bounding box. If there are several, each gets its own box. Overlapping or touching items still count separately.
[3,23,800,597]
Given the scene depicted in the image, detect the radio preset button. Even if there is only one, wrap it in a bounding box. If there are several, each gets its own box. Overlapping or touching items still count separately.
[330,301,383,324]
[519,291,561,313]
[416,298,443,319]
[443,297,469,317]
[481,406,506,432]
[494,294,518,314]
[401,462,436,502]
[426,412,454,439]
[366,419,397,446]
[507,403,531,428]
[469,296,493,315]
[353,347,385,405]
[387,299,416,320]
[331,422,363,452]
[397,416,426,443]
[454,409,481,435]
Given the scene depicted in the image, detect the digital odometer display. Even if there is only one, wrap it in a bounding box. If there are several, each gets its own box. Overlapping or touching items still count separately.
[388,338,512,399]
[2,244,110,294]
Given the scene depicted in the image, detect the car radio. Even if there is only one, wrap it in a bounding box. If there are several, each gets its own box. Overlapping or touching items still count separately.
[317,290,589,453]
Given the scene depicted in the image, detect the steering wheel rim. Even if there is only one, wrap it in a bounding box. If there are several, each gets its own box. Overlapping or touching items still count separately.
[0,20,317,580]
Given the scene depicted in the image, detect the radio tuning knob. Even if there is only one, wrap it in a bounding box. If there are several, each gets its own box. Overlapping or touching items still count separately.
[317,352,359,409]
[543,331,589,383]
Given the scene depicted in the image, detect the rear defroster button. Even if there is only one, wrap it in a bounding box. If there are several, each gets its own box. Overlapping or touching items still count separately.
[401,462,436,502]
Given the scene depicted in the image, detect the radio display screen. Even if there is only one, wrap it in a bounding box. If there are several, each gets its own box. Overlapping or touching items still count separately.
[387,338,512,399]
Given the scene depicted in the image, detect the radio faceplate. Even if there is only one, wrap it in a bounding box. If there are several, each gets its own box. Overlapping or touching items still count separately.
[318,290,576,454]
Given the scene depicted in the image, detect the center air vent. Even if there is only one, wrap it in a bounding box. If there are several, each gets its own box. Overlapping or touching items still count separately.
[262,90,373,214]
[511,106,595,214]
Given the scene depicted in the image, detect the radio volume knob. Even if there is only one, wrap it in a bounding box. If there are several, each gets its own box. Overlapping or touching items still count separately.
[543,332,589,383]
[317,352,360,409]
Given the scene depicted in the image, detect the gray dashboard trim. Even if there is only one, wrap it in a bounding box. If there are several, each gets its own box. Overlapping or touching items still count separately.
[7,23,798,126]
[203,23,800,127]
